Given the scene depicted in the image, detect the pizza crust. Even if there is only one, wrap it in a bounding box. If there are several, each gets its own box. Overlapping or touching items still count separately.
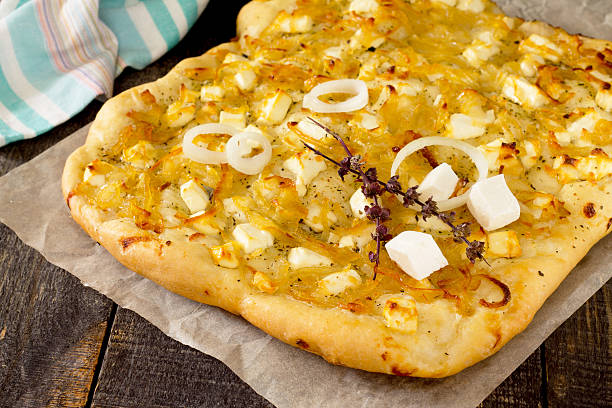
[62,0,612,377]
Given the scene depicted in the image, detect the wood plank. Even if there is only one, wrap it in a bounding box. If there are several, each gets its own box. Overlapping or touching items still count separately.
[545,282,611,408]
[0,96,110,407]
[0,225,113,407]
[479,349,543,408]
[90,308,273,408]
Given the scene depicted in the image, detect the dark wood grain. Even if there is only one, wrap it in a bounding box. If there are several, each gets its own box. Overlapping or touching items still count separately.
[479,350,543,408]
[90,308,272,408]
[0,226,113,408]
[545,282,611,408]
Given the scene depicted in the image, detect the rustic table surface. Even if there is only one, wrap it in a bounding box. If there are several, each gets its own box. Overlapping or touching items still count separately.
[0,0,610,407]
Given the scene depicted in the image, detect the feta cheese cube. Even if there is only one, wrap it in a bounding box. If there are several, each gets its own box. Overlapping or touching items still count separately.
[234,68,257,91]
[219,110,246,129]
[209,242,240,269]
[457,0,485,12]
[349,0,379,14]
[348,28,385,51]
[502,16,516,29]
[323,46,343,59]
[391,79,424,96]
[385,231,448,280]
[293,118,329,140]
[223,53,248,64]
[304,204,338,232]
[519,53,545,77]
[188,211,225,235]
[232,223,274,254]
[253,271,277,294]
[519,33,563,62]
[448,110,495,139]
[596,88,612,112]
[432,0,456,6]
[502,75,548,109]
[467,174,520,231]
[338,224,375,249]
[349,188,372,219]
[462,42,500,67]
[519,139,540,169]
[555,110,608,146]
[318,269,362,295]
[477,138,504,171]
[83,164,105,187]
[417,163,459,202]
[355,113,380,130]
[382,295,418,334]
[180,180,211,213]
[288,247,332,269]
[200,85,225,102]
[487,230,522,258]
[222,197,248,223]
[261,90,292,124]
[552,154,612,183]
[123,141,156,169]
[278,14,313,33]
[283,150,327,196]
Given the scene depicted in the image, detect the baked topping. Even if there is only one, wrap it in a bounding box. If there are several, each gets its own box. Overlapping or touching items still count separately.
[71,0,611,319]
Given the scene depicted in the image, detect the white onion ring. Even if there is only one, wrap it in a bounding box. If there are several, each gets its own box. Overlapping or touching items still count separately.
[182,124,239,164]
[390,136,488,211]
[302,79,368,113]
[225,131,272,175]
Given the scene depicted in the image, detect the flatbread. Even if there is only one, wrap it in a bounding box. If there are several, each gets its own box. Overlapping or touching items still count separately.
[62,0,612,377]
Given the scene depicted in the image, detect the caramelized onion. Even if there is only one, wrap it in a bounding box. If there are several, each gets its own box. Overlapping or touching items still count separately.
[475,274,511,308]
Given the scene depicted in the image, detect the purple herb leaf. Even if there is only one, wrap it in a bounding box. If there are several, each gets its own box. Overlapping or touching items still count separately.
[349,155,364,171]
[466,240,486,263]
[420,197,438,220]
[452,222,472,242]
[361,181,384,198]
[385,175,402,193]
[402,186,420,207]
[438,211,456,224]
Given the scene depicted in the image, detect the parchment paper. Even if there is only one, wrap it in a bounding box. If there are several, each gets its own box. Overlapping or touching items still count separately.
[0,2,611,407]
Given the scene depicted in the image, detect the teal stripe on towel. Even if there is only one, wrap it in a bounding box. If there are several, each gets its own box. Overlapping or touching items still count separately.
[98,2,152,69]
[144,0,180,50]
[0,69,51,134]
[7,9,98,117]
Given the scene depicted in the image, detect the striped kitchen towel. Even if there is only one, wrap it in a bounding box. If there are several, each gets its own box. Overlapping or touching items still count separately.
[0,0,209,147]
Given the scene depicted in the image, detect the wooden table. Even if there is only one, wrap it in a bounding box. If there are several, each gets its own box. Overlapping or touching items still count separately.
[0,1,609,406]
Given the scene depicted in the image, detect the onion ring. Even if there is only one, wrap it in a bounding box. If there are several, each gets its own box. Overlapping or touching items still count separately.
[302,79,368,113]
[390,136,488,211]
[225,131,272,175]
[182,124,239,164]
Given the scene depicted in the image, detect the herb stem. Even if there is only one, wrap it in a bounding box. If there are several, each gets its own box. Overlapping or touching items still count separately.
[304,117,487,267]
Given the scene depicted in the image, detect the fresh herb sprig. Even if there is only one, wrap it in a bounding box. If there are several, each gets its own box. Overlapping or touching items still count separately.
[303,118,487,278]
